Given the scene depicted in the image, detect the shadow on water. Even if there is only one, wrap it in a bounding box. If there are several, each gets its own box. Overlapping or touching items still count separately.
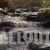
[37,20,50,28]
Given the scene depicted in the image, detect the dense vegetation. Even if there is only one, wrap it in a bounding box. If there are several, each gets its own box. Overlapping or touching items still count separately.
[13,0,50,8]
[0,0,50,9]
[16,0,42,8]
[42,0,50,8]
[0,0,12,8]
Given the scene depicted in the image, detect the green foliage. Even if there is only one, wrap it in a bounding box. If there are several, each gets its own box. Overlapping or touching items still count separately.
[0,0,17,9]
[12,0,17,8]
[16,0,42,8]
[13,0,50,8]
[0,0,50,9]
[42,0,50,8]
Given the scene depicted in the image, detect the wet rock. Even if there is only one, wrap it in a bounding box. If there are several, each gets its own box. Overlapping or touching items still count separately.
[5,9,15,16]
[21,9,29,12]
[38,9,50,21]
[20,12,30,17]
[15,10,21,13]
[25,14,38,21]
[17,21,27,28]
[37,21,50,28]
[0,21,17,32]
[6,9,15,13]
[30,7,38,12]
[28,42,40,50]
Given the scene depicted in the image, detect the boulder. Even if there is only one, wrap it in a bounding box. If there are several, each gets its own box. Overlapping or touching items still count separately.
[21,8,29,12]
[6,9,15,13]
[0,21,17,32]
[25,14,38,21]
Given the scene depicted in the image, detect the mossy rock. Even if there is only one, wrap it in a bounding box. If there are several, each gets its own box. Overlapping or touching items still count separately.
[38,9,50,21]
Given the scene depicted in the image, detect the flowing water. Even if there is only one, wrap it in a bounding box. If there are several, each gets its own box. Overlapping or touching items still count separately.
[0,12,49,50]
